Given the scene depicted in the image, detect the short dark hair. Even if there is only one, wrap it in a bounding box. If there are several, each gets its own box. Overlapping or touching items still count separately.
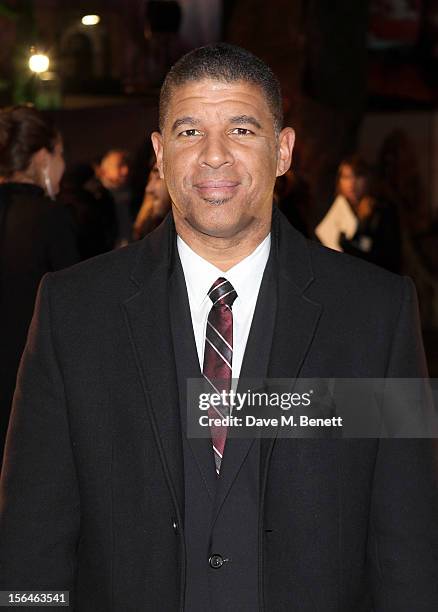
[0,105,59,178]
[159,43,283,134]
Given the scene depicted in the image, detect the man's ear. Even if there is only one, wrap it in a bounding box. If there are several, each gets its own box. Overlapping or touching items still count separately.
[151,132,164,179]
[276,127,295,177]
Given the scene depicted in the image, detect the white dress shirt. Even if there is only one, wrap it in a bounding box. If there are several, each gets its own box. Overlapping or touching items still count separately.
[177,233,271,380]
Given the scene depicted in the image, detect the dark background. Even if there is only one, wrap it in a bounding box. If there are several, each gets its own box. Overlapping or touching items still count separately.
[1,0,438,368]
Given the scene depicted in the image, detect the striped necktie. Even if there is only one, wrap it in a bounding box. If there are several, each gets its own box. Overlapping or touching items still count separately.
[202,277,238,474]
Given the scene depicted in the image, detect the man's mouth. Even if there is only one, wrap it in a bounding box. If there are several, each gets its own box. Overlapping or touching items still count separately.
[193,180,240,199]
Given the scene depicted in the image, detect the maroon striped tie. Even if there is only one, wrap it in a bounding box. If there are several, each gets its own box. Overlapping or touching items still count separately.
[202,278,237,474]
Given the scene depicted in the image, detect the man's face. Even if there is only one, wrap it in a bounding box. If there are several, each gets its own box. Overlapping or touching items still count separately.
[151,79,294,240]
[98,151,129,190]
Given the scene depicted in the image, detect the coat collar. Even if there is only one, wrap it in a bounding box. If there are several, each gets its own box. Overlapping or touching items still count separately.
[129,212,175,288]
[129,207,314,295]
[270,205,315,295]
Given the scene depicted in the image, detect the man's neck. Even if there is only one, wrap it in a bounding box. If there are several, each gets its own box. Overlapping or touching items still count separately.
[174,218,271,271]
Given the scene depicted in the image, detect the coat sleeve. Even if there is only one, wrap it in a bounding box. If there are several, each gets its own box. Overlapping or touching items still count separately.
[369,277,438,610]
[0,274,80,598]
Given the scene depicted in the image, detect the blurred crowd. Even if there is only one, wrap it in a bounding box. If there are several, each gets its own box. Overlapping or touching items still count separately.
[276,132,438,331]
[0,105,172,465]
[0,104,438,465]
[60,149,171,259]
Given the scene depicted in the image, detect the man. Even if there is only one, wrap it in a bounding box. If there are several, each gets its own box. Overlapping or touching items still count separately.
[0,44,437,611]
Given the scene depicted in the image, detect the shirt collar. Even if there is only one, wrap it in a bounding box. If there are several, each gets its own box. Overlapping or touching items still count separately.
[177,233,271,309]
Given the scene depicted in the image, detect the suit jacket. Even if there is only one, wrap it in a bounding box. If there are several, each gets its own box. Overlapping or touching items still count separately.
[0,209,437,611]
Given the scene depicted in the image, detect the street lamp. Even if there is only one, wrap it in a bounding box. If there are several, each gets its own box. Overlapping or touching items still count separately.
[28,53,50,74]
[81,14,100,26]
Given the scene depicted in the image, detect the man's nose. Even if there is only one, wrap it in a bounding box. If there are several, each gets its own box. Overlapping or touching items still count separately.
[198,134,234,169]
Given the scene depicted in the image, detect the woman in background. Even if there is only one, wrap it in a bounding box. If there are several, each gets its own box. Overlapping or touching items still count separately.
[315,155,368,252]
[316,155,400,273]
[0,105,79,467]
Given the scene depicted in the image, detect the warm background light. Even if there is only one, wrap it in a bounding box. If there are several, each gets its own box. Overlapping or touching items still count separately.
[81,14,100,26]
[28,53,50,74]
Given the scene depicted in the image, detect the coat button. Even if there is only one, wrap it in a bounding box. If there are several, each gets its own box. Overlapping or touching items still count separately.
[209,554,224,569]
[172,519,178,534]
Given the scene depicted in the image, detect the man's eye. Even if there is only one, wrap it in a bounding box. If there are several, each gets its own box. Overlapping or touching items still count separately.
[231,128,253,136]
[180,129,201,137]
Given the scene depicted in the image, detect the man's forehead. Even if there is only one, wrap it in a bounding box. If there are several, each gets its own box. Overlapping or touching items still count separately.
[165,78,271,114]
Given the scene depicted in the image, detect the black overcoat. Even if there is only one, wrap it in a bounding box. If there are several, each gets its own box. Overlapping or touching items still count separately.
[0,210,437,611]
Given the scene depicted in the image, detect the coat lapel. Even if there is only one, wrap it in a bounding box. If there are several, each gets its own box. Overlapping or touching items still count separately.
[213,211,324,520]
[122,216,184,518]
[259,209,324,489]
[268,208,323,380]
[168,254,218,499]
[212,250,278,523]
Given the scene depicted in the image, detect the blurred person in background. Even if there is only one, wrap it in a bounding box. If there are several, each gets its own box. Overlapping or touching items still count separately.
[377,129,438,326]
[0,105,79,466]
[59,163,104,261]
[60,162,116,261]
[376,129,427,236]
[315,155,369,251]
[316,155,401,272]
[85,149,134,249]
[274,167,311,237]
[133,161,171,239]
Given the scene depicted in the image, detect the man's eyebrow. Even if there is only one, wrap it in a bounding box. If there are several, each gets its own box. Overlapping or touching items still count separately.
[229,115,262,129]
[171,117,200,131]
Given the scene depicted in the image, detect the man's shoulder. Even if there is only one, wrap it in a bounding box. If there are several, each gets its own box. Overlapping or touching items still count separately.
[45,215,172,314]
[275,209,404,301]
[309,238,400,282]
[305,238,407,309]
[48,239,144,302]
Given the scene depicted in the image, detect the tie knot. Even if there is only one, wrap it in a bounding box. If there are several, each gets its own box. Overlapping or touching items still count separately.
[208,277,237,308]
